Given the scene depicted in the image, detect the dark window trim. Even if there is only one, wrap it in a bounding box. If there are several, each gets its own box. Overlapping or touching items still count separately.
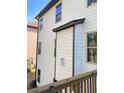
[86,32,97,64]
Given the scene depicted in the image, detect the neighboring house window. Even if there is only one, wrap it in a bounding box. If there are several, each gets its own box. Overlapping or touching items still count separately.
[56,3,62,23]
[38,42,41,54]
[39,19,43,31]
[87,0,97,6]
[87,32,97,63]
[37,69,41,83]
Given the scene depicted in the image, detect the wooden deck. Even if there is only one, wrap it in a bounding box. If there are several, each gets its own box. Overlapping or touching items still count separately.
[28,70,97,93]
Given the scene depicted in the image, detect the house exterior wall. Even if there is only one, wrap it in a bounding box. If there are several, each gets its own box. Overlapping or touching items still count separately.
[36,0,97,86]
[56,27,73,81]
[74,24,84,75]
[55,0,97,78]
[74,23,96,76]
[53,0,96,29]
[27,27,37,65]
[36,3,57,86]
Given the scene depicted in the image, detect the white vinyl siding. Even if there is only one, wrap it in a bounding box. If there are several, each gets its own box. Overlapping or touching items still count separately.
[37,0,97,86]
[37,5,56,86]
[74,24,84,75]
[53,0,97,30]
[56,27,73,81]
[74,24,96,74]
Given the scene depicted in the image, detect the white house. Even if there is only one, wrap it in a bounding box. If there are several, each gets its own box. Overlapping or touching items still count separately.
[35,0,97,87]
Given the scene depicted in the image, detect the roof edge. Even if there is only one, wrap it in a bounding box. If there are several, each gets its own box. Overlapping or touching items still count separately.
[35,0,59,20]
[53,18,85,32]
[27,25,38,29]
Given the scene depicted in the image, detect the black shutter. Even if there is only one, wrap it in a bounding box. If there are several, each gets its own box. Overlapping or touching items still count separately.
[37,69,41,83]
[88,0,91,6]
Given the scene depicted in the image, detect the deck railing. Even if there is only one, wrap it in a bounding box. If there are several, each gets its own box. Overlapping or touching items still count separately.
[28,70,97,93]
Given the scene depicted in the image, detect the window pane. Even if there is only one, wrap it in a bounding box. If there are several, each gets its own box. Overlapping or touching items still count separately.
[56,4,62,15]
[39,19,43,31]
[87,0,97,6]
[87,48,97,63]
[88,0,92,6]
[56,13,61,22]
[87,32,97,47]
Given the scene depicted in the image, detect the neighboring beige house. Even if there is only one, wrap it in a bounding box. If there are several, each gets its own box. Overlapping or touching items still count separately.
[27,22,38,71]
[35,0,97,87]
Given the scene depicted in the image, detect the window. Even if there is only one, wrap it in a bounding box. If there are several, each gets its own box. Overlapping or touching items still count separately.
[87,32,97,63]
[39,19,43,31]
[37,69,41,83]
[38,42,41,54]
[56,4,62,23]
[87,0,97,6]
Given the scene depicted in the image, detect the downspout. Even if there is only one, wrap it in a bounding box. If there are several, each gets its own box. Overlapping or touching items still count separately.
[72,25,75,76]
[54,32,57,82]
[35,19,39,86]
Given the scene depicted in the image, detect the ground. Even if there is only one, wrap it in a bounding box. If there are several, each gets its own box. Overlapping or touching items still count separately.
[27,71,35,90]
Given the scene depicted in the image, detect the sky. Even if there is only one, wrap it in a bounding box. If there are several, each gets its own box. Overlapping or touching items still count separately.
[27,0,50,22]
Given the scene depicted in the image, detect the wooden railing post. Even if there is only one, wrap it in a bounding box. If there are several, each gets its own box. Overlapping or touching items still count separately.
[77,82,80,93]
[70,85,72,93]
[27,70,97,93]
[73,84,76,93]
[80,81,83,93]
